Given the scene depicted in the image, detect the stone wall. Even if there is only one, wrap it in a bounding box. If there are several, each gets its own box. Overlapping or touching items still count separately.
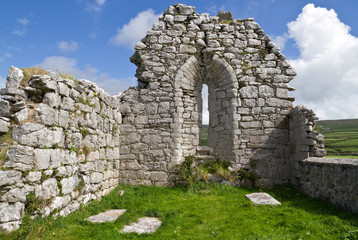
[300,157,358,213]
[127,3,297,187]
[0,67,121,231]
[289,106,326,186]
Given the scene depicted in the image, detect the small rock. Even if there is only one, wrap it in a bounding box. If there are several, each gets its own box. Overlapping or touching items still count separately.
[245,192,281,205]
[6,66,24,89]
[120,217,162,234]
[86,209,127,223]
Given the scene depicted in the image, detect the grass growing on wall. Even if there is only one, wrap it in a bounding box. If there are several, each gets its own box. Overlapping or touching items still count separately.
[21,67,48,86]
[1,183,358,240]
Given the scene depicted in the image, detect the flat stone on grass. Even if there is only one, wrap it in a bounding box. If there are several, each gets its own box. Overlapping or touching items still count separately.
[245,192,281,205]
[120,217,162,234]
[86,209,127,223]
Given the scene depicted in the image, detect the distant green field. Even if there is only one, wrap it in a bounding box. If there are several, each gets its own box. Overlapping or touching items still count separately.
[317,119,358,157]
[199,125,208,146]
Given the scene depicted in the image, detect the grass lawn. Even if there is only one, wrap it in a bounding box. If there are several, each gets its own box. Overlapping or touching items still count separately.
[2,183,358,240]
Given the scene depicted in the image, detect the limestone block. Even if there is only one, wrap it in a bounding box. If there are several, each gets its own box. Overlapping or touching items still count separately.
[0,170,22,186]
[26,171,42,182]
[1,187,27,202]
[4,145,34,171]
[0,202,25,223]
[49,195,71,212]
[134,42,146,50]
[58,82,70,97]
[149,172,167,182]
[240,121,262,129]
[174,15,187,22]
[0,221,22,232]
[61,97,75,111]
[6,66,23,89]
[35,103,58,126]
[91,172,103,184]
[259,85,274,98]
[158,102,170,114]
[239,86,258,98]
[126,161,142,170]
[12,108,29,124]
[35,178,59,199]
[34,149,51,170]
[0,119,9,133]
[61,177,76,195]
[29,76,57,92]
[179,45,196,54]
[276,88,288,98]
[43,92,61,108]
[243,99,256,108]
[0,100,11,117]
[248,39,261,47]
[142,134,162,145]
[58,110,69,128]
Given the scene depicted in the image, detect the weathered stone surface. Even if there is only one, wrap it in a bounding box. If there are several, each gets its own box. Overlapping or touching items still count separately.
[4,145,34,171]
[6,66,23,89]
[12,108,29,123]
[0,170,22,186]
[61,177,76,195]
[86,209,127,223]
[0,202,25,223]
[35,178,59,199]
[245,193,281,205]
[0,119,9,133]
[0,100,11,117]
[34,149,51,170]
[120,217,162,234]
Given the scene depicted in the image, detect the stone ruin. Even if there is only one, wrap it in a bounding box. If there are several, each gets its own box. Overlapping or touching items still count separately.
[0,3,357,232]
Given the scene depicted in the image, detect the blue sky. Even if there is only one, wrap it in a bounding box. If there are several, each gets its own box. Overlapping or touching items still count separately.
[1,0,358,120]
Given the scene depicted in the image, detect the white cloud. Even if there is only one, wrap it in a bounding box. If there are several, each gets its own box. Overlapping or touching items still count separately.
[206,5,226,15]
[85,0,106,12]
[286,4,358,120]
[110,9,160,48]
[17,17,30,26]
[96,0,106,6]
[12,17,30,36]
[270,34,288,51]
[37,56,136,95]
[0,53,12,62]
[57,41,79,52]
[6,46,21,51]
[12,29,27,36]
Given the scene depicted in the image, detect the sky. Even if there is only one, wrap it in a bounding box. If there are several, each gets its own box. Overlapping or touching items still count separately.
[1,0,358,122]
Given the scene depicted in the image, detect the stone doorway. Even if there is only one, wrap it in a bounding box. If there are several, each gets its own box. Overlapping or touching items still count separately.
[173,55,239,164]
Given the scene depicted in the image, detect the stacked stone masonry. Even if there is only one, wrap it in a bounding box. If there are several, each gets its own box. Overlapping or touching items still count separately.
[0,67,122,231]
[0,3,356,232]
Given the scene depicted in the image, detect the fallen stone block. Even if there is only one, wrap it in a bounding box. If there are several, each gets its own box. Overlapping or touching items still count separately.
[245,192,281,205]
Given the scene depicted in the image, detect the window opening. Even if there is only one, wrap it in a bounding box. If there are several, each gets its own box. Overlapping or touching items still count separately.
[199,84,209,146]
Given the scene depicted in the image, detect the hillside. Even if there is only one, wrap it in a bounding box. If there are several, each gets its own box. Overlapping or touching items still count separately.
[317,119,358,157]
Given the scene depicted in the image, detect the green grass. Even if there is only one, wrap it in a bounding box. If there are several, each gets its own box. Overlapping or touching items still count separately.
[325,155,358,159]
[2,183,357,240]
[317,119,358,157]
[199,125,208,146]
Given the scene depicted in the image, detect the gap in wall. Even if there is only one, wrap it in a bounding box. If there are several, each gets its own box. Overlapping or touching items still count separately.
[199,84,209,146]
